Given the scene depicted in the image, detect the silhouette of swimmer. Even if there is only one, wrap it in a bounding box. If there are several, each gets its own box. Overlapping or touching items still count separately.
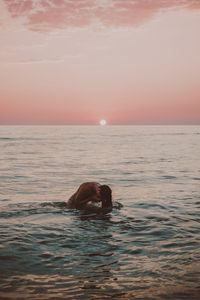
[67,182,112,213]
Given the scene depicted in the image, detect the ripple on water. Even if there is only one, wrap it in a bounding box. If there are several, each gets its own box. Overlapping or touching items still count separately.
[162,175,177,179]
[135,202,167,210]
[0,125,200,299]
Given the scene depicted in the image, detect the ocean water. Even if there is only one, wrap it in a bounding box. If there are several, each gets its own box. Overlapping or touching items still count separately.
[0,125,200,300]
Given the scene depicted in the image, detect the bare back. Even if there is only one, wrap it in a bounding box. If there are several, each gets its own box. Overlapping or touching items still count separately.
[67,182,100,209]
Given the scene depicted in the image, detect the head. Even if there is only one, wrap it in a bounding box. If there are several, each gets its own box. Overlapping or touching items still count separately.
[100,185,112,208]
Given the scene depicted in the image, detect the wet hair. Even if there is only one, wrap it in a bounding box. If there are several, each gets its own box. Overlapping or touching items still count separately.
[100,185,112,208]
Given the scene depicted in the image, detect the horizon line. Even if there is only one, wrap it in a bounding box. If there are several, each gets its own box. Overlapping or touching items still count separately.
[0,124,199,126]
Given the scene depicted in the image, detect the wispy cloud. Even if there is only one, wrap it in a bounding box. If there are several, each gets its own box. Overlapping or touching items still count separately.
[3,0,200,32]
[0,50,83,64]
[5,57,65,64]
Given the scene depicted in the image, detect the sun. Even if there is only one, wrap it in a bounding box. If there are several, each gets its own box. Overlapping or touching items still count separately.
[100,119,107,126]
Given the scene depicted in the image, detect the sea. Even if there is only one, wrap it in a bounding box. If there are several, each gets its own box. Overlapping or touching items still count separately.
[0,125,200,300]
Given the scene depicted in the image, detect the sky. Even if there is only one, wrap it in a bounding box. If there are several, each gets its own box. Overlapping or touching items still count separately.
[0,0,200,125]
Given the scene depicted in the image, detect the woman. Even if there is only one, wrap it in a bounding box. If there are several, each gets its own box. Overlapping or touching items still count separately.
[67,182,112,212]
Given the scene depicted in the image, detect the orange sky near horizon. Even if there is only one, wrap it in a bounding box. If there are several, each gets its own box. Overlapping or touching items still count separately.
[0,0,200,125]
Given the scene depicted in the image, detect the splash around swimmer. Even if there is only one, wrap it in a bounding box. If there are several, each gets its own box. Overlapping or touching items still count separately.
[67,182,112,212]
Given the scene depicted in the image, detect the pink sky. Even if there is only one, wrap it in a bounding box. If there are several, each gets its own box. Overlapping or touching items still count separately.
[0,0,200,125]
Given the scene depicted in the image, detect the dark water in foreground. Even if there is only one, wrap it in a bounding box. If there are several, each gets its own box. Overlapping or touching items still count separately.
[0,126,200,299]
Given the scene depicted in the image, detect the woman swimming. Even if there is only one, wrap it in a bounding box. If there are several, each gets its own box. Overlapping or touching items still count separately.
[67,182,112,212]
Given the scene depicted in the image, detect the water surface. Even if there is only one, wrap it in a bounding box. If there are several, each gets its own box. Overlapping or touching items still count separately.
[0,125,200,299]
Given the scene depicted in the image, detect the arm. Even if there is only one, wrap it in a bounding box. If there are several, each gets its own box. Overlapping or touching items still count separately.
[66,193,77,208]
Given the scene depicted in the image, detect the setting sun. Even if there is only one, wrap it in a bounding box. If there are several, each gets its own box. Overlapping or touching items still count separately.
[100,120,107,126]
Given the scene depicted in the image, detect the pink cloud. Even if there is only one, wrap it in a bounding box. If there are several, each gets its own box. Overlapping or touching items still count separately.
[28,1,93,31]
[189,2,200,9]
[3,0,200,32]
[4,0,33,17]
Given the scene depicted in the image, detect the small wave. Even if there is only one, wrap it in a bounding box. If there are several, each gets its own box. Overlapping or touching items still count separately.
[160,133,186,136]
[0,201,122,220]
[39,252,52,259]
[149,227,175,239]
[120,178,141,182]
[0,198,10,202]
[0,203,67,219]
[0,255,18,260]
[121,161,139,165]
[162,175,177,179]
[41,201,68,208]
[113,201,123,209]
[135,202,167,210]
[146,215,169,222]
[0,137,14,140]
[0,137,43,141]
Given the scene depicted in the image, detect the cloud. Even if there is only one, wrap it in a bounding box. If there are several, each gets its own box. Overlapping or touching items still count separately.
[0,49,82,64]
[8,57,65,64]
[3,0,200,32]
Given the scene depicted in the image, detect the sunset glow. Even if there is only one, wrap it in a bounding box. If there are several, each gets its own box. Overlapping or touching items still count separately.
[0,0,200,125]
[100,120,107,126]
